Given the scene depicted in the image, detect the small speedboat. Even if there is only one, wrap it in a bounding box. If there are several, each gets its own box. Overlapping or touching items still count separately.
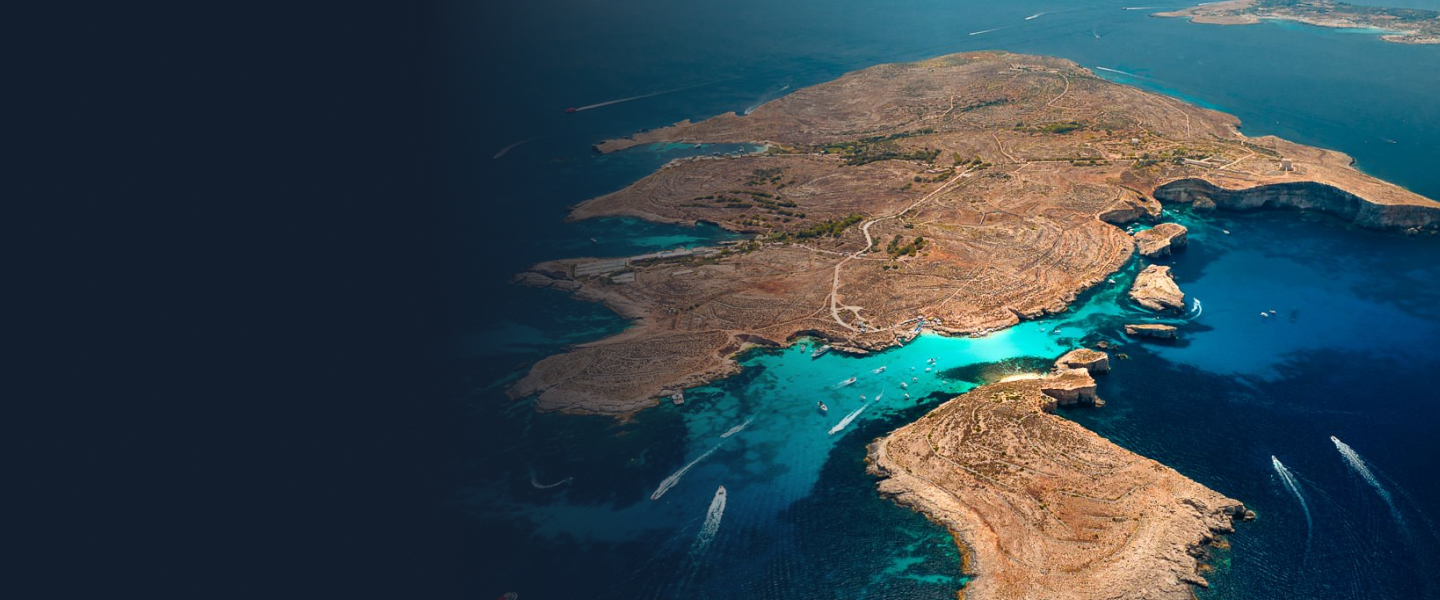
[836,376,857,388]
[872,366,887,374]
[817,401,828,414]
[900,382,907,389]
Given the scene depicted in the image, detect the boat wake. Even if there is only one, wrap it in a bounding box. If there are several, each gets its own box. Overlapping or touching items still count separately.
[1093,66,1138,78]
[652,442,725,500]
[493,137,537,159]
[1187,297,1203,320]
[689,485,727,556]
[720,418,752,439]
[1272,456,1313,553]
[743,84,790,116]
[573,78,732,112]
[830,392,879,435]
[1025,12,1045,20]
[1332,436,1406,528]
[969,26,1011,36]
[529,474,573,489]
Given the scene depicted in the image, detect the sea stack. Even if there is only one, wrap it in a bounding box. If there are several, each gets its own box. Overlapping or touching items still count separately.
[1039,367,1099,407]
[1133,223,1189,258]
[1129,265,1186,312]
[1055,348,1110,373]
[1125,323,1179,339]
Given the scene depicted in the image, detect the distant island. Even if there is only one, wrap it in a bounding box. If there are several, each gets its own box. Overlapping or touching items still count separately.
[1156,0,1440,44]
[509,51,1439,598]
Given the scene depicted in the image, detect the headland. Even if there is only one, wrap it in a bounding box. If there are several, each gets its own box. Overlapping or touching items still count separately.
[868,355,1249,600]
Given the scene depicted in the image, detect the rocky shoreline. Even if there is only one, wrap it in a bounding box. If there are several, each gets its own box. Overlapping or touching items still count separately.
[867,351,1248,600]
[510,51,1438,415]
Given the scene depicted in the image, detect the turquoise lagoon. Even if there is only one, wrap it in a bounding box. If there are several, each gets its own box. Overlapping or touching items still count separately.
[453,1,1440,597]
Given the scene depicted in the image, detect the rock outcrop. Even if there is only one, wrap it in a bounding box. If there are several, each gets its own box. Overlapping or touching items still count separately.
[1129,265,1186,312]
[1055,348,1110,373]
[1039,367,1099,407]
[869,379,1246,600]
[1133,223,1189,258]
[1125,323,1179,339]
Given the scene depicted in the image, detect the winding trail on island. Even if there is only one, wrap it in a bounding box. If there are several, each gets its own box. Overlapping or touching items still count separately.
[511,51,1439,416]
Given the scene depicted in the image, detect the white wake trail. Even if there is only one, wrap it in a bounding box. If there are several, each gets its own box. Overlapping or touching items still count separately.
[689,485,727,555]
[574,78,732,112]
[1332,436,1406,527]
[1025,12,1045,20]
[720,418,752,439]
[829,402,871,435]
[493,137,537,159]
[652,442,725,500]
[1093,66,1137,77]
[1272,456,1313,552]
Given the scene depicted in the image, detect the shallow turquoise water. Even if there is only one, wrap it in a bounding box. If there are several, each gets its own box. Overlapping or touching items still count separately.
[454,1,1440,597]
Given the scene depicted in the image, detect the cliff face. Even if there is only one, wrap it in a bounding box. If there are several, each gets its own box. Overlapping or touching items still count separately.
[1155,178,1440,230]
[868,379,1245,600]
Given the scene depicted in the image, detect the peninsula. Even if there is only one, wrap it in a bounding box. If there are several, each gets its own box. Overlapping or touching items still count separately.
[1156,0,1440,44]
[511,51,1439,415]
[868,362,1249,600]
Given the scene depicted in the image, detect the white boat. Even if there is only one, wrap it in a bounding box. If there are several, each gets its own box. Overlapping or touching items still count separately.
[900,382,907,389]
[835,376,857,388]
[872,366,887,374]
[817,401,828,414]
[812,345,831,359]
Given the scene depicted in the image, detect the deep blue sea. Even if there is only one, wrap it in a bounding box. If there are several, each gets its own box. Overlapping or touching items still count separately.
[450,1,1440,598]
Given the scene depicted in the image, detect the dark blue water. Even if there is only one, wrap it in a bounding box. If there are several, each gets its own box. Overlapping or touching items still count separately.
[452,1,1440,597]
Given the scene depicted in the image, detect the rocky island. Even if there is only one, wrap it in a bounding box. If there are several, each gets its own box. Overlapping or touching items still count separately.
[511,51,1438,415]
[504,51,1436,598]
[867,356,1249,600]
[1156,0,1440,45]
